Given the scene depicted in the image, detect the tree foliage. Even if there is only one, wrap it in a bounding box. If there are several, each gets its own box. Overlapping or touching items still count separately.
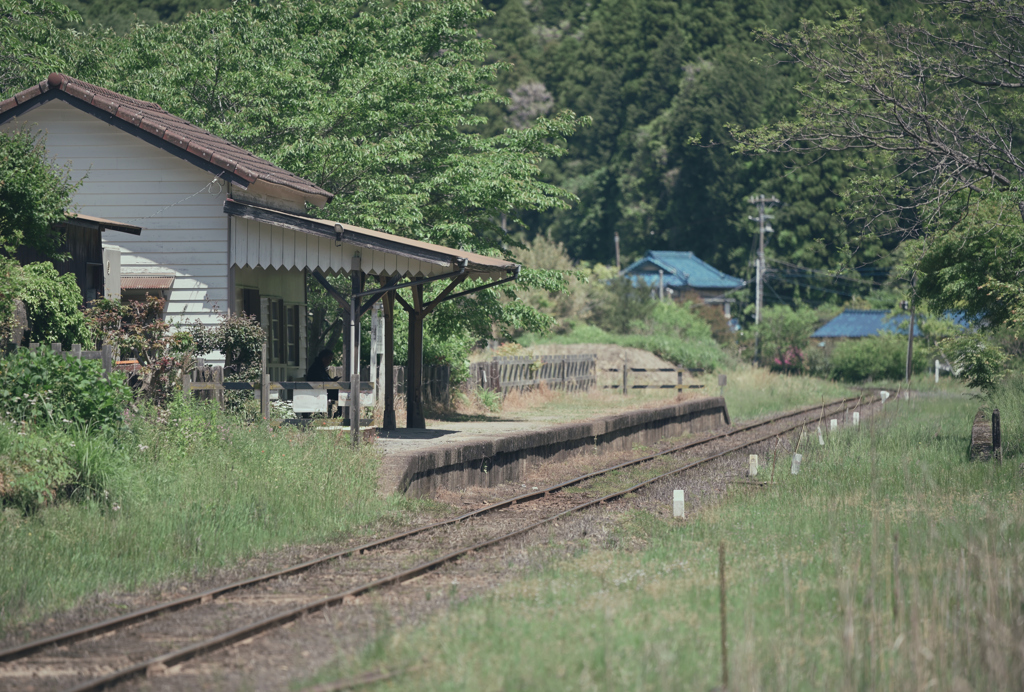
[732,2,1024,236]
[0,129,79,256]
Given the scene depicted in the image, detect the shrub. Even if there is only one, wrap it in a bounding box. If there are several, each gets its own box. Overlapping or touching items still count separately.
[19,262,92,346]
[0,347,130,429]
[830,334,927,382]
[85,296,191,405]
[756,305,820,374]
[0,423,74,510]
[0,259,92,348]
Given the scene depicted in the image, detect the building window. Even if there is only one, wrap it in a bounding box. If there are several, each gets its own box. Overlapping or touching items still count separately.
[287,305,300,366]
[269,299,284,363]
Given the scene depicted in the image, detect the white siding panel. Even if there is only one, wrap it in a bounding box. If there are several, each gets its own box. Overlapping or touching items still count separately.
[281,228,295,270]
[319,236,333,272]
[258,222,272,269]
[385,252,397,275]
[294,230,307,271]
[270,224,283,269]
[3,100,231,363]
[330,235,344,271]
[246,219,260,269]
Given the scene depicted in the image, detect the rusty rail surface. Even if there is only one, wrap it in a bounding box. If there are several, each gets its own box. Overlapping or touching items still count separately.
[1,396,871,691]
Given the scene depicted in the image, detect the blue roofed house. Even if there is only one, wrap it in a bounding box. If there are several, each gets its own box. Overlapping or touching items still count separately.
[811,310,923,341]
[620,251,745,317]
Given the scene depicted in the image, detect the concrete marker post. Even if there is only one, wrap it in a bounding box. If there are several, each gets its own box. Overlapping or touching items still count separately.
[673,489,685,518]
[818,426,825,446]
[935,359,940,384]
[830,419,838,432]
[852,412,860,426]
[790,453,802,475]
[748,454,758,477]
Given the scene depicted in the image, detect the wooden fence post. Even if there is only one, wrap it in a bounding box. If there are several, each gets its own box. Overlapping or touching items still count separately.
[214,366,224,408]
[51,342,62,355]
[101,344,113,379]
[71,343,82,359]
[622,356,628,395]
[993,408,1002,463]
[260,374,270,421]
[29,343,39,352]
[182,372,192,400]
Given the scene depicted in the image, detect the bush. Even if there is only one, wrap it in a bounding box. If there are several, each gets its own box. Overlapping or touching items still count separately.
[0,423,74,510]
[756,305,820,374]
[19,262,93,346]
[0,347,130,429]
[0,422,129,511]
[0,259,92,348]
[830,334,927,382]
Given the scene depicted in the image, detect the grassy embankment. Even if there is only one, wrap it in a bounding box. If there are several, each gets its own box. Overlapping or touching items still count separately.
[309,378,1022,691]
[0,400,409,635]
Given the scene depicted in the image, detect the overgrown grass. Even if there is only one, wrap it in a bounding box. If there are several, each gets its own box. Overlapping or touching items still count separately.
[0,399,409,633]
[521,321,727,371]
[307,378,1022,691]
[713,363,857,421]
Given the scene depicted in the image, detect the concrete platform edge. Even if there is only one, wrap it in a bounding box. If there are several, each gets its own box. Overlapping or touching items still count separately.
[387,396,731,497]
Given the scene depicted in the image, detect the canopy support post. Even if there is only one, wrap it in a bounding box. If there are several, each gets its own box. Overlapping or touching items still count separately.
[350,256,362,445]
[383,287,396,431]
[406,284,426,429]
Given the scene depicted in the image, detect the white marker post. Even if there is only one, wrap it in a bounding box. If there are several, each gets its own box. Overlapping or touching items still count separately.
[880,391,890,403]
[790,453,802,475]
[852,411,860,426]
[935,359,940,384]
[830,419,838,432]
[673,489,685,518]
[817,425,825,446]
[748,454,759,477]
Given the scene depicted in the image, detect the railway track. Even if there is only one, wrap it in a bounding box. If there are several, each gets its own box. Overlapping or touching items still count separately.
[0,395,875,692]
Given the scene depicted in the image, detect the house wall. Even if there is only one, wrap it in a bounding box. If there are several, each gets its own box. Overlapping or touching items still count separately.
[3,100,230,362]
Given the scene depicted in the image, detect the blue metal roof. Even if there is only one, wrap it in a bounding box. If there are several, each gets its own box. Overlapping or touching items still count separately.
[621,251,745,291]
[812,310,921,338]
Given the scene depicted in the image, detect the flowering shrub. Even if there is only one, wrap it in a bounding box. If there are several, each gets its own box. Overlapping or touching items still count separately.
[85,296,193,405]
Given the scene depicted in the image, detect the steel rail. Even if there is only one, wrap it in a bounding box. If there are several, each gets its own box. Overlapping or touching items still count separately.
[63,396,873,692]
[0,396,853,665]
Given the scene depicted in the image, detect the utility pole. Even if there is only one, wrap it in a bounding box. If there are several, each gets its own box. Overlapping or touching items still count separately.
[748,195,779,325]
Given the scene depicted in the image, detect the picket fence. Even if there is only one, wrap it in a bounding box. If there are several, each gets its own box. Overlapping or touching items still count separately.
[468,355,597,396]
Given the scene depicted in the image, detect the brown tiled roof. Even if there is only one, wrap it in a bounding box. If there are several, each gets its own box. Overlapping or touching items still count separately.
[1,74,332,204]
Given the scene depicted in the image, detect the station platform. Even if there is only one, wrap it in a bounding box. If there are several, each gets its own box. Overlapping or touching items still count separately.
[376,396,731,497]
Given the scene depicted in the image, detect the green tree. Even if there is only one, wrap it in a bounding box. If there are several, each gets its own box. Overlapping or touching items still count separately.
[732,1,1024,385]
[0,0,80,97]
[80,0,586,350]
[0,129,78,256]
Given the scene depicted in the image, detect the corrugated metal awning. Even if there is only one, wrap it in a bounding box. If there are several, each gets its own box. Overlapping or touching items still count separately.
[224,199,518,281]
[121,275,174,290]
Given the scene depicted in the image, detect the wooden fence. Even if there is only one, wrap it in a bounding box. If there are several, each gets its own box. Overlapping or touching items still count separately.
[30,342,114,377]
[602,365,705,394]
[468,355,596,396]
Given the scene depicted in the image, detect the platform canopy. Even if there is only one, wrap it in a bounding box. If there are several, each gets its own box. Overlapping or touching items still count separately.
[225,199,514,282]
[224,198,520,432]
